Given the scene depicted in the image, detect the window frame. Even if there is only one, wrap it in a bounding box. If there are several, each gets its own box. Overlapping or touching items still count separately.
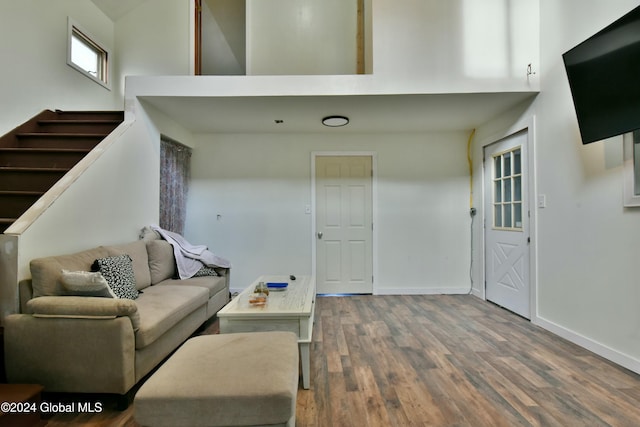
[492,146,524,231]
[67,18,111,90]
[623,131,640,207]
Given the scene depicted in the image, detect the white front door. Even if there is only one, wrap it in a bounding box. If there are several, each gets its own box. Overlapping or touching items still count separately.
[315,155,373,294]
[484,130,530,318]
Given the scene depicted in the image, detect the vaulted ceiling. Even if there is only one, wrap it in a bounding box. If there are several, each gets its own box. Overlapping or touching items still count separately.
[91,0,148,21]
[92,1,537,134]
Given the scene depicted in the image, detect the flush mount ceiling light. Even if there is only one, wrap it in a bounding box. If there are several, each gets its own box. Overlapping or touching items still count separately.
[322,115,349,127]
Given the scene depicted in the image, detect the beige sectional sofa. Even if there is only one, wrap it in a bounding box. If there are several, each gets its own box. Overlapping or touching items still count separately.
[3,238,230,396]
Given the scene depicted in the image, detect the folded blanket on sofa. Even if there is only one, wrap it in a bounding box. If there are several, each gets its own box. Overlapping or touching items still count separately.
[150,225,231,279]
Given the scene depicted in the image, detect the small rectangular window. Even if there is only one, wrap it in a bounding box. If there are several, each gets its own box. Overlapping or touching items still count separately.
[67,18,110,89]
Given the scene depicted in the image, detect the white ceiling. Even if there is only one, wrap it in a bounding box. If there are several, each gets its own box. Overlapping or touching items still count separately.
[139,92,536,134]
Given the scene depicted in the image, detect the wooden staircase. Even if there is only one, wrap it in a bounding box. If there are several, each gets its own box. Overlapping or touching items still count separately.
[0,110,124,233]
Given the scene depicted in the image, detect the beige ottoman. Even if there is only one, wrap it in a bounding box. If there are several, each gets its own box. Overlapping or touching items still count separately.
[134,332,299,427]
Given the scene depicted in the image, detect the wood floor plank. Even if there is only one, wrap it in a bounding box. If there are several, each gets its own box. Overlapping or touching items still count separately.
[39,295,640,426]
[353,365,395,427]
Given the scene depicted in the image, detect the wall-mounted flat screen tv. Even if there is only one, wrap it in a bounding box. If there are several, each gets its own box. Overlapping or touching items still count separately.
[563,5,640,144]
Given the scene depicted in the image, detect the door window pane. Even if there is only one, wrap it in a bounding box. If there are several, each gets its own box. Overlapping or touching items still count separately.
[514,149,521,174]
[514,176,522,201]
[514,203,522,228]
[504,152,511,176]
[504,179,512,202]
[504,204,512,228]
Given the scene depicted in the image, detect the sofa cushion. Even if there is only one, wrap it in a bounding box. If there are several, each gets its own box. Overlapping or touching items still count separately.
[106,241,152,290]
[93,255,140,300]
[146,240,176,284]
[133,285,208,349]
[155,275,227,299]
[60,270,117,298]
[139,226,161,241]
[31,247,112,297]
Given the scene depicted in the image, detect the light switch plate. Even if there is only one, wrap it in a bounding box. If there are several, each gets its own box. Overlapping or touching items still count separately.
[537,194,546,208]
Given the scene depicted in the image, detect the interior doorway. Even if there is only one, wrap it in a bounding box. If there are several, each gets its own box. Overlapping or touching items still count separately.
[194,0,246,75]
[314,154,374,294]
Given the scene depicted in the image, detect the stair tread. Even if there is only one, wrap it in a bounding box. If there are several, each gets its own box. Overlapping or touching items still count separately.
[16,132,108,138]
[0,190,45,196]
[0,147,91,152]
[55,109,123,113]
[39,119,121,124]
[0,166,70,172]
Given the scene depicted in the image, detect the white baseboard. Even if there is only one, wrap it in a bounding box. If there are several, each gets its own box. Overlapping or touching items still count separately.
[240,286,472,296]
[470,287,483,298]
[535,316,640,375]
[374,287,472,295]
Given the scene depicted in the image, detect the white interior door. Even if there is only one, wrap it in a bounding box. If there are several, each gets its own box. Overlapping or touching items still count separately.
[484,130,530,318]
[315,156,373,294]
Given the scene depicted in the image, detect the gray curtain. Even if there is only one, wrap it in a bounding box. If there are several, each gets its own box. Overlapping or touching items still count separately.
[160,137,192,235]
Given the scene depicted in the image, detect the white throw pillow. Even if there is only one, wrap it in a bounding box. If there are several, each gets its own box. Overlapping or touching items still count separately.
[60,269,117,298]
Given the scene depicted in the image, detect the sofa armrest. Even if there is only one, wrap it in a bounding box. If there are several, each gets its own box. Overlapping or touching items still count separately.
[27,296,140,329]
[214,267,229,276]
[4,314,136,394]
[215,267,231,290]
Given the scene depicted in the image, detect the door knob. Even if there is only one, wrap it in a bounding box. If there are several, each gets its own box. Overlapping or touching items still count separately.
[317,231,323,239]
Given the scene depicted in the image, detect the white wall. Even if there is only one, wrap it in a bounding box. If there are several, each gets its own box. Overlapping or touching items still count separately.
[115,0,192,96]
[185,132,470,293]
[472,0,640,372]
[534,0,640,371]
[373,0,539,92]
[0,0,120,135]
[246,0,358,75]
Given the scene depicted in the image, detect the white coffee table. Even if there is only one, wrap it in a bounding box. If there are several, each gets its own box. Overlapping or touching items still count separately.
[217,275,316,389]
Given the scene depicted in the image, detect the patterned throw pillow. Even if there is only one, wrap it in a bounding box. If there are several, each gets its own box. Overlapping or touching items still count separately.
[92,254,139,300]
[192,265,219,278]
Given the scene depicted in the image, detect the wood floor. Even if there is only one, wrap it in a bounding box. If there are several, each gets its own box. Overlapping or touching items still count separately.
[39,295,640,426]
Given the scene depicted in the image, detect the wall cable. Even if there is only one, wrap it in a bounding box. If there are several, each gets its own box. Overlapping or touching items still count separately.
[467,128,476,209]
